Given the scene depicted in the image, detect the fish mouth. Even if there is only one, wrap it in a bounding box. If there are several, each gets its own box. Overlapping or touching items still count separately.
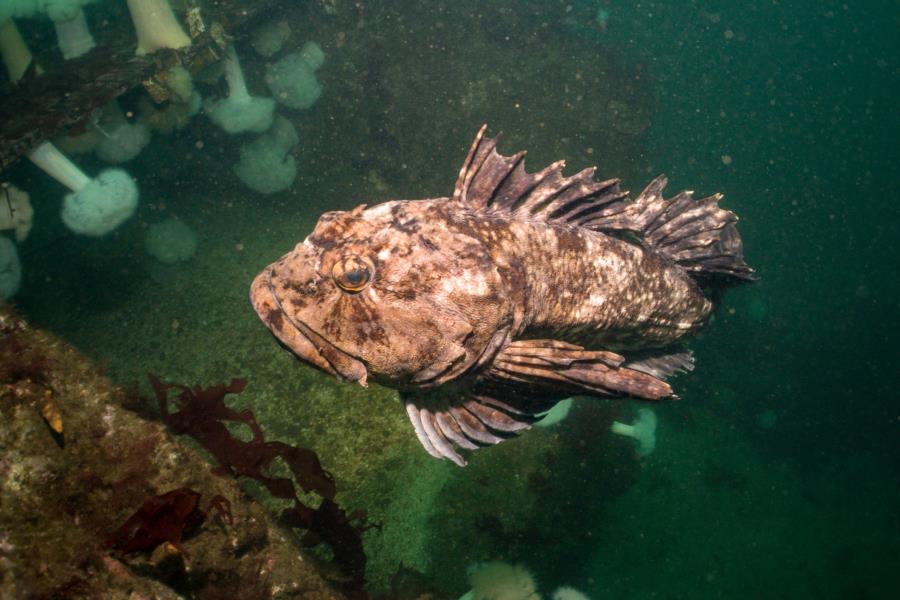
[250,267,369,386]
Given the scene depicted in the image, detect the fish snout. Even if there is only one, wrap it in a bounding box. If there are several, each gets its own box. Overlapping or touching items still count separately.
[249,267,369,386]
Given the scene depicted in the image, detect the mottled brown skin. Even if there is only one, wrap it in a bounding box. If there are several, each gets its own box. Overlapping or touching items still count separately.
[252,200,508,389]
[250,126,752,465]
[252,201,707,382]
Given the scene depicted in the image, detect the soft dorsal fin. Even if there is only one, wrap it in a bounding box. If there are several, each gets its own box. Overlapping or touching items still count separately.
[452,125,754,284]
[611,177,755,281]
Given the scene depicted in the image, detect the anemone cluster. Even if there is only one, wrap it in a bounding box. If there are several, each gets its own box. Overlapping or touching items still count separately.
[0,4,328,299]
[0,1,194,299]
[203,36,326,194]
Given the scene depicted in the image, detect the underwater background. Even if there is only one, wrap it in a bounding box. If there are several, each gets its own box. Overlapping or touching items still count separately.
[1,0,898,598]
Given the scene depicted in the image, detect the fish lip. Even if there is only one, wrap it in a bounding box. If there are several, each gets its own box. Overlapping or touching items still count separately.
[254,267,369,386]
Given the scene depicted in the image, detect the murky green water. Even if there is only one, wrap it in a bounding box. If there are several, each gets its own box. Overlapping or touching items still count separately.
[2,0,897,597]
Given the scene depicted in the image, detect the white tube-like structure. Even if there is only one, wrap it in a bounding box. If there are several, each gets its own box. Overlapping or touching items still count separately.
[204,45,275,134]
[0,19,37,81]
[126,0,191,56]
[610,421,635,437]
[53,8,96,59]
[223,45,250,102]
[28,142,91,192]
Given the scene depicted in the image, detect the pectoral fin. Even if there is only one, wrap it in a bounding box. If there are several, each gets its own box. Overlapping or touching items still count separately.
[485,339,674,400]
[401,340,684,466]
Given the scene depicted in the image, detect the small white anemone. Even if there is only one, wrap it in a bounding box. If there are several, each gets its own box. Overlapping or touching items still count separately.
[552,587,591,600]
[234,115,298,194]
[265,49,323,110]
[250,20,290,57]
[205,45,275,134]
[27,142,138,236]
[610,407,658,456]
[298,41,325,71]
[94,100,151,164]
[534,397,574,428]
[144,216,197,264]
[461,561,540,600]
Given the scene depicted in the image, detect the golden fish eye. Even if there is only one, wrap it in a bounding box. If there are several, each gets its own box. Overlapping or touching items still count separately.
[332,255,372,293]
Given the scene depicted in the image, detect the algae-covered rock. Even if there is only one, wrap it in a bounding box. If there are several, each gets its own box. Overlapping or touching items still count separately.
[0,304,341,599]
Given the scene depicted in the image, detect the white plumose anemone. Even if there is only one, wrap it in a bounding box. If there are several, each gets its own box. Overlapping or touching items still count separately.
[28,142,138,236]
[48,1,96,59]
[0,18,38,81]
[265,45,324,110]
[250,20,290,57]
[95,100,151,164]
[0,184,34,242]
[610,407,658,456]
[61,170,138,236]
[3,0,97,60]
[144,217,197,264]
[205,45,275,134]
[234,116,298,194]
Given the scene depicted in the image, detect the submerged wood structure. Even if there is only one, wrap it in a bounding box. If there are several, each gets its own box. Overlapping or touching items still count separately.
[0,0,277,172]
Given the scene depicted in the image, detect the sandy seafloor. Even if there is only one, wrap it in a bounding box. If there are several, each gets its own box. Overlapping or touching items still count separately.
[4,0,898,598]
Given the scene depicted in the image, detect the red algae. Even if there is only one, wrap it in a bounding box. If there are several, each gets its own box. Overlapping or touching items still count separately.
[151,374,370,594]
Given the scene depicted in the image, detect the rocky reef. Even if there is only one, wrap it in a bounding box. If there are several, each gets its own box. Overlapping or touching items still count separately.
[0,303,344,599]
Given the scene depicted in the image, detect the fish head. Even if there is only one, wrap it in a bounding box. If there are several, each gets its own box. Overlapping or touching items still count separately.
[250,200,511,389]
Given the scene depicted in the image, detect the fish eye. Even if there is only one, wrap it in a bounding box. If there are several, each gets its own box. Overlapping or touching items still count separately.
[332,255,373,293]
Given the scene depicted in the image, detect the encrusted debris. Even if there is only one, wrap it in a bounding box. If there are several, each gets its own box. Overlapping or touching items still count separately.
[0,303,342,599]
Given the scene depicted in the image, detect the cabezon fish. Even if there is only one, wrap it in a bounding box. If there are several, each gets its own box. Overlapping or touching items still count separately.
[250,125,753,466]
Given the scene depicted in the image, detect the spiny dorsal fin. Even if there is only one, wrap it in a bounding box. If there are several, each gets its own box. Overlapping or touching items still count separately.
[452,126,754,284]
[452,124,627,220]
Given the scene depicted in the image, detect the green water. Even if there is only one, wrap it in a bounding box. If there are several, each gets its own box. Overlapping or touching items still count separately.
[3,0,898,597]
